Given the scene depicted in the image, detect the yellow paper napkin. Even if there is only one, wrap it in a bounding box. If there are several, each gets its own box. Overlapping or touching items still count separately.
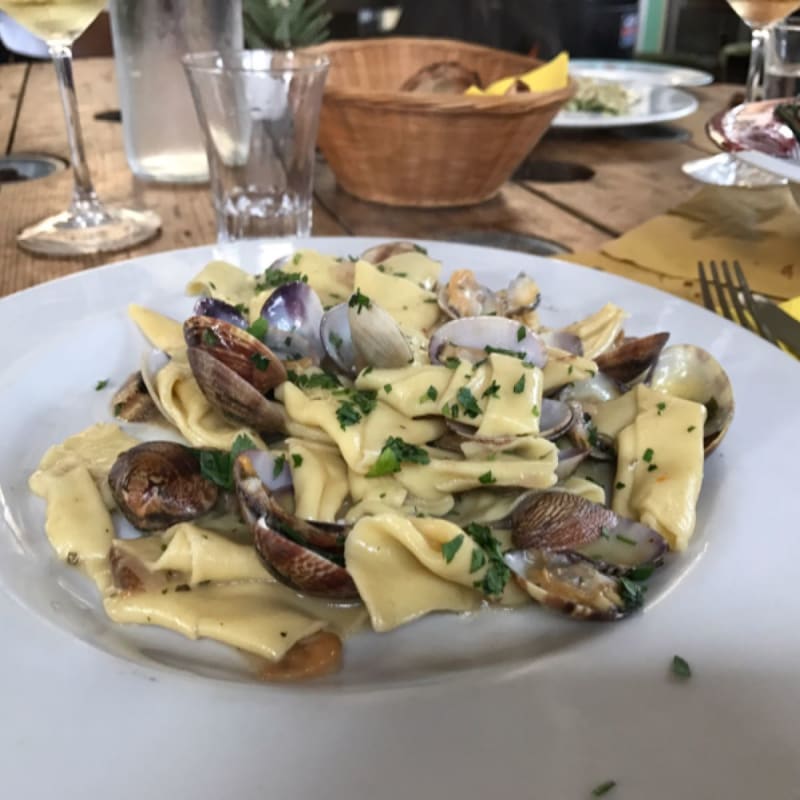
[466,51,570,97]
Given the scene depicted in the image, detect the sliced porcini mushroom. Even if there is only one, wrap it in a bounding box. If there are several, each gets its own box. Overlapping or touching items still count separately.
[193,297,248,329]
[648,344,734,456]
[503,549,635,621]
[111,371,160,423]
[108,441,219,532]
[360,241,420,265]
[320,303,357,375]
[347,292,413,370]
[429,316,547,368]
[253,517,360,602]
[259,281,325,364]
[400,61,481,93]
[438,270,541,320]
[595,332,670,385]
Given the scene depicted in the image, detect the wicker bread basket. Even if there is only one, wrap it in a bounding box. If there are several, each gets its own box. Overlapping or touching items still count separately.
[307,37,574,207]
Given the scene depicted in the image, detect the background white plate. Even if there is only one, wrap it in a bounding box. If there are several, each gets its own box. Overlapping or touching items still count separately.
[570,59,714,88]
[554,85,699,129]
[2,238,800,799]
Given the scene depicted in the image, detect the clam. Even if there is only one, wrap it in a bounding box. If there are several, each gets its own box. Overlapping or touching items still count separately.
[429,316,547,368]
[193,297,248,329]
[259,281,325,364]
[438,270,541,320]
[540,330,583,356]
[595,332,670,385]
[503,491,667,620]
[360,241,420,265]
[233,452,358,602]
[540,398,576,440]
[320,303,357,376]
[184,315,287,431]
[648,345,734,455]
[111,371,160,423]
[400,61,481,94]
[347,292,413,370]
[108,441,219,532]
[558,372,621,415]
[555,447,590,481]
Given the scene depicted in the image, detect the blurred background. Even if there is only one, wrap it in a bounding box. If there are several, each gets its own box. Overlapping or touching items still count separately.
[0,0,754,83]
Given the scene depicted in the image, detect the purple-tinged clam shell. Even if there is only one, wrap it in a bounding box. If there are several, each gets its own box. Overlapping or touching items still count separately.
[259,281,325,363]
[193,298,247,329]
[320,303,357,375]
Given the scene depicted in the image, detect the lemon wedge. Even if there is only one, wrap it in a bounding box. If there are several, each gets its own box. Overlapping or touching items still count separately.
[467,51,570,96]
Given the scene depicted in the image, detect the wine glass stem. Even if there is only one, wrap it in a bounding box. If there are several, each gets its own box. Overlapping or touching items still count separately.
[48,43,102,212]
[745,25,768,102]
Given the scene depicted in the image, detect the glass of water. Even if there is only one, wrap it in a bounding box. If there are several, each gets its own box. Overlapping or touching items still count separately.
[765,19,800,98]
[183,50,329,241]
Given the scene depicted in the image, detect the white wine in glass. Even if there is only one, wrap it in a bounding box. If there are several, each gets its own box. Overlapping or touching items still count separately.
[0,0,160,256]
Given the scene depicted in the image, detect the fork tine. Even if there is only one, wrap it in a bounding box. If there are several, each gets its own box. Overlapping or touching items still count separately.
[720,260,749,328]
[732,260,778,344]
[697,262,716,311]
[708,260,734,322]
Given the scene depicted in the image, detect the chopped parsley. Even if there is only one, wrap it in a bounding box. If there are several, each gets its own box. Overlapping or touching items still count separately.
[348,288,372,314]
[113,402,123,417]
[483,345,525,360]
[291,454,303,468]
[478,470,496,485]
[202,329,220,347]
[246,317,268,340]
[335,389,378,429]
[671,654,691,679]
[292,252,303,265]
[615,481,626,490]
[95,379,109,391]
[567,364,574,375]
[254,269,308,291]
[328,331,344,352]
[516,325,526,342]
[627,564,654,582]
[531,404,540,417]
[273,454,287,478]
[287,370,341,391]
[250,353,270,371]
[384,384,392,394]
[657,401,667,415]
[196,434,256,491]
[413,244,427,254]
[367,436,430,477]
[420,385,438,403]
[234,302,248,317]
[599,527,611,540]
[647,464,658,472]
[642,447,655,463]
[441,402,459,419]
[482,380,501,399]
[456,387,481,418]
[464,523,510,598]
[469,548,486,573]
[687,425,696,433]
[592,780,617,797]
[441,534,464,564]
[615,533,637,546]
[618,576,646,610]
[513,375,525,394]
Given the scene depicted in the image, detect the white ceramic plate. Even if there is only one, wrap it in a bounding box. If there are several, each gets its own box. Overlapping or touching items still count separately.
[3,238,800,800]
[569,59,714,88]
[554,85,699,129]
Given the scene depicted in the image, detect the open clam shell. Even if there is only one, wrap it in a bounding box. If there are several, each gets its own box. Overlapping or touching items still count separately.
[259,281,325,364]
[108,441,219,532]
[648,344,734,455]
[360,241,420,264]
[347,294,413,370]
[595,332,670,385]
[320,303,357,376]
[438,270,541,320]
[193,297,247,329]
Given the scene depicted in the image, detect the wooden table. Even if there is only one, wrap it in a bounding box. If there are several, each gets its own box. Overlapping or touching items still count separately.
[0,57,735,301]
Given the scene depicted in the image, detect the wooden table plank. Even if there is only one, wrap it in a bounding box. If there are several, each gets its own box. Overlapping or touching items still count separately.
[0,62,27,154]
[0,59,346,297]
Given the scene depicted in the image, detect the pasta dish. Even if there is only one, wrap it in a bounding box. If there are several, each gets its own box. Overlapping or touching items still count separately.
[28,242,733,681]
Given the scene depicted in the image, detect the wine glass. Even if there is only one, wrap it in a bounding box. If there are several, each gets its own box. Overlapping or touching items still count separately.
[0,0,160,256]
[683,0,800,187]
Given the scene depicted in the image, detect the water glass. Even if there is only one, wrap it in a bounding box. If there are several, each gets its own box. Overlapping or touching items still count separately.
[765,20,800,99]
[183,50,329,241]
[110,0,243,184]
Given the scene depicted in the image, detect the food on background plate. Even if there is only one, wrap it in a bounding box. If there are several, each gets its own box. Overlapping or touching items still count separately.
[29,242,733,682]
[565,77,636,116]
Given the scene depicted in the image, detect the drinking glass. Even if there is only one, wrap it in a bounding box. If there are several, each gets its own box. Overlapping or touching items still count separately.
[0,0,160,255]
[183,50,329,242]
[683,0,800,187]
[109,0,243,184]
[764,19,800,98]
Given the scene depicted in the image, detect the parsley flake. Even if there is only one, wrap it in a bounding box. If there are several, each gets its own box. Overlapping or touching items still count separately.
[95,379,109,391]
[469,548,486,573]
[250,353,270,371]
[246,317,268,340]
[413,244,428,254]
[287,370,341,391]
[478,470,496,485]
[482,380,501,399]
[484,345,525,360]
[367,437,430,477]
[615,533,637,546]
[592,780,617,797]
[255,270,308,291]
[516,325,526,342]
[197,434,256,491]
[513,375,525,394]
[292,252,302,265]
[348,288,372,314]
[457,387,481,418]
[464,523,510,597]
[384,384,393,394]
[421,385,438,403]
[532,404,540,417]
[292,454,303,468]
[687,425,696,433]
[441,534,464,564]
[642,447,655,463]
[202,329,219,347]
[647,463,658,472]
[272,454,287,478]
[671,655,691,679]
[657,401,667,415]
